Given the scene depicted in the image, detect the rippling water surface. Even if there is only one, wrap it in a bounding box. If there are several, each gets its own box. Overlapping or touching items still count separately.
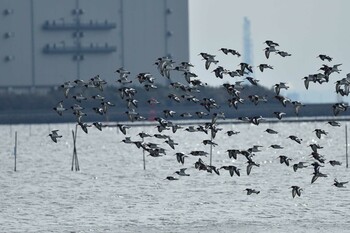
[1,121,350,232]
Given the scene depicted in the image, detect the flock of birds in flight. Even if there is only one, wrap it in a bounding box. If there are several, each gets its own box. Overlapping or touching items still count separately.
[50,39,349,198]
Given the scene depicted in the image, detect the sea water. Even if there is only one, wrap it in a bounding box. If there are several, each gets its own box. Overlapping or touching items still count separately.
[0,121,349,232]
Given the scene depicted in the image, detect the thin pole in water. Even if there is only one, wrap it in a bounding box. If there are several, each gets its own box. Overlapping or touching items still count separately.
[209,130,213,167]
[14,131,17,172]
[71,129,75,171]
[71,124,80,171]
[142,133,146,170]
[346,124,348,168]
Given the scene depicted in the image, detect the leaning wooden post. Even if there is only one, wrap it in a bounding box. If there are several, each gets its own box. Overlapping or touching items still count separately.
[14,131,17,172]
[71,129,75,171]
[75,124,80,171]
[71,124,80,171]
[346,124,348,168]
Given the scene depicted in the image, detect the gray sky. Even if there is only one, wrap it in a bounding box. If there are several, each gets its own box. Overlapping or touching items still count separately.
[188,0,350,103]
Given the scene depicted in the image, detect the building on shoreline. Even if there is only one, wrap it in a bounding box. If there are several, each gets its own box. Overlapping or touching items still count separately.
[0,0,189,92]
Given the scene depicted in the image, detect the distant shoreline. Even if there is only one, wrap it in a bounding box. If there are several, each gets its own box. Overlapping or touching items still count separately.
[0,104,349,125]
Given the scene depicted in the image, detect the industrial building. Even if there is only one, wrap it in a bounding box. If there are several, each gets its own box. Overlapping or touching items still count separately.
[0,0,189,89]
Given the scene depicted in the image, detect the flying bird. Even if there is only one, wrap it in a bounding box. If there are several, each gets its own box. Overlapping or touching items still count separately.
[175,153,187,165]
[117,124,130,135]
[317,54,332,62]
[290,186,302,198]
[49,130,62,143]
[175,168,190,176]
[53,101,67,116]
[245,188,260,195]
[333,179,348,188]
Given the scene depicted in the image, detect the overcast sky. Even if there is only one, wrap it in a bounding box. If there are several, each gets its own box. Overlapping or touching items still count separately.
[188,0,350,103]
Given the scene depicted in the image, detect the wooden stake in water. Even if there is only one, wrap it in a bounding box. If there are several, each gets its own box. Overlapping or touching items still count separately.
[209,129,213,167]
[346,124,348,168]
[14,131,17,172]
[142,133,146,170]
[71,124,80,171]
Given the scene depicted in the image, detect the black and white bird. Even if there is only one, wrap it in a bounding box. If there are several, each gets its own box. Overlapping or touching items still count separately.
[60,81,75,98]
[329,160,342,166]
[248,95,267,105]
[144,84,158,91]
[165,176,179,181]
[246,160,260,175]
[92,107,104,115]
[264,40,279,47]
[53,101,67,116]
[92,122,103,131]
[190,151,208,157]
[278,155,292,166]
[73,110,87,123]
[206,165,220,175]
[199,53,218,70]
[309,143,323,153]
[311,170,328,184]
[239,62,253,75]
[219,48,240,57]
[290,186,302,198]
[270,144,284,149]
[275,95,291,107]
[195,111,209,118]
[91,94,105,101]
[147,98,160,105]
[137,132,152,139]
[175,168,190,176]
[264,46,278,59]
[333,103,348,116]
[333,178,348,188]
[117,124,130,135]
[163,109,176,118]
[276,51,291,57]
[245,77,259,86]
[245,188,260,195]
[258,64,273,72]
[72,93,87,103]
[317,54,332,62]
[220,165,240,177]
[293,162,308,172]
[115,67,130,79]
[49,130,62,143]
[249,116,265,126]
[101,101,115,114]
[175,152,187,165]
[165,138,178,150]
[273,82,289,95]
[227,149,241,160]
[288,135,302,144]
[292,101,305,116]
[78,122,90,134]
[274,111,286,120]
[226,130,240,136]
[202,140,218,147]
[265,128,278,134]
[155,57,175,79]
[314,129,327,139]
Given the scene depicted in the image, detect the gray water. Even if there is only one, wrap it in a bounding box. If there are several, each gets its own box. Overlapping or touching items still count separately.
[1,121,350,232]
